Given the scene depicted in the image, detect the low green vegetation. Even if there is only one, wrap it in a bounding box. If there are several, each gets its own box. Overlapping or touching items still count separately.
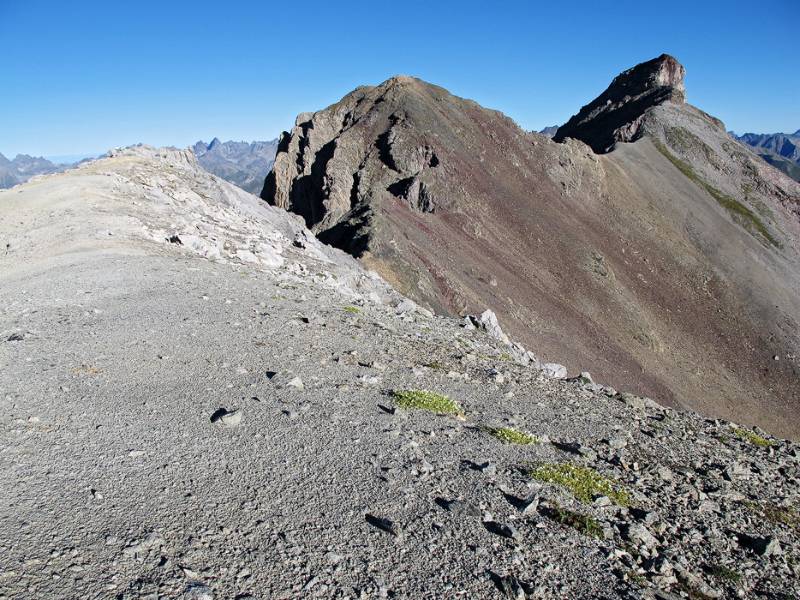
[392,389,463,416]
[343,305,361,314]
[665,126,715,164]
[745,501,800,531]
[488,426,538,445]
[732,427,774,448]
[531,462,630,506]
[543,503,603,539]
[653,140,780,248]
[423,361,444,370]
[625,571,647,587]
[706,564,741,584]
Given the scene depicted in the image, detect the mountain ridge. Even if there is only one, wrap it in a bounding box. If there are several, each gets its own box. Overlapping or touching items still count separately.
[262,57,800,438]
[1,144,799,598]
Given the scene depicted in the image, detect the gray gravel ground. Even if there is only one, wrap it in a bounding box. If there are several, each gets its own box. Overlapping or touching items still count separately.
[1,148,798,599]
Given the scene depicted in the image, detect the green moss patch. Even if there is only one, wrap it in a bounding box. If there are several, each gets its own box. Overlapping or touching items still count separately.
[653,140,779,248]
[745,501,799,531]
[488,427,538,445]
[531,463,630,506]
[732,427,774,448]
[392,389,462,416]
[343,305,361,314]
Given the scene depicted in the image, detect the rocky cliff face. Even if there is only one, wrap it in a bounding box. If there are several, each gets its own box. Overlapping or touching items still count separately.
[263,76,461,255]
[554,54,686,152]
[262,60,800,439]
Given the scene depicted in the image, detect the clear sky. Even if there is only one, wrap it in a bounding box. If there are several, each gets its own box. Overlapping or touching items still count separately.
[1,0,797,158]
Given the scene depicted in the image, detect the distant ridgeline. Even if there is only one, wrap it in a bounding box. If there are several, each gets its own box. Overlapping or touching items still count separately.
[192,138,279,195]
[0,153,74,189]
[734,130,800,182]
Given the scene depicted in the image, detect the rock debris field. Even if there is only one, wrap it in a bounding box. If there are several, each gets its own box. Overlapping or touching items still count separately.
[0,147,798,599]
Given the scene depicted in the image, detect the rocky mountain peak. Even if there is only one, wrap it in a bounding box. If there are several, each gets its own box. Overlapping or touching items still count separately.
[555,54,686,152]
[627,53,685,98]
[263,70,800,441]
[262,75,460,251]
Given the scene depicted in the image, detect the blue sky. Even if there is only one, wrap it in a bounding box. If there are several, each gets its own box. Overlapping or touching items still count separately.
[1,0,797,157]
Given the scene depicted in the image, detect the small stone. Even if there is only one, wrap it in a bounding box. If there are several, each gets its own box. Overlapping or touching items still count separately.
[183,583,213,600]
[626,523,659,549]
[493,573,527,599]
[395,298,417,315]
[219,409,242,427]
[736,533,781,556]
[478,462,497,476]
[521,496,540,515]
[483,521,519,540]
[359,375,381,386]
[365,513,397,536]
[287,376,304,390]
[210,408,241,426]
[477,310,511,345]
[657,466,674,481]
[619,392,646,410]
[541,363,567,379]
[608,437,627,450]
[436,497,481,517]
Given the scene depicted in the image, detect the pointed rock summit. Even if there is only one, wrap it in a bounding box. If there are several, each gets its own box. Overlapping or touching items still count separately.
[555,54,686,152]
[263,75,473,254]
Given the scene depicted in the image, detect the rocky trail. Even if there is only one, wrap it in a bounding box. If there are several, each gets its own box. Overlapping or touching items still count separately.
[1,148,798,599]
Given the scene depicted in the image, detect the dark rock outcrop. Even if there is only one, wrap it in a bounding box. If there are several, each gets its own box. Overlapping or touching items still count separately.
[262,76,451,248]
[554,54,686,152]
[263,61,800,438]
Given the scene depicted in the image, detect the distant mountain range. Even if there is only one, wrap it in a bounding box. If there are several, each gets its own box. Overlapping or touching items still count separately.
[0,153,67,189]
[733,130,800,182]
[192,138,279,194]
